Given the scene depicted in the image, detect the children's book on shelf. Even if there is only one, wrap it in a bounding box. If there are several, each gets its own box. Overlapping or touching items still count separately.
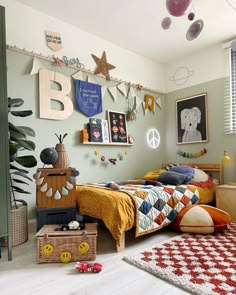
[101,119,109,143]
[89,118,103,142]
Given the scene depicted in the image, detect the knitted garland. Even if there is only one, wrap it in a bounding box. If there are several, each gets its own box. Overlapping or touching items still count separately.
[177,148,207,158]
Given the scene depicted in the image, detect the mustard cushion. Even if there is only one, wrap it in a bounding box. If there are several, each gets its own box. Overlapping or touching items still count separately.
[171,205,232,234]
[143,169,165,180]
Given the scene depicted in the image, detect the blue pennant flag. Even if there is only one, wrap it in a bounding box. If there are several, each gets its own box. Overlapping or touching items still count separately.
[74,80,102,117]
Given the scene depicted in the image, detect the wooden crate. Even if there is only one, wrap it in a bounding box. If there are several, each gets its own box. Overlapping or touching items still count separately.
[36,223,97,263]
[36,168,76,208]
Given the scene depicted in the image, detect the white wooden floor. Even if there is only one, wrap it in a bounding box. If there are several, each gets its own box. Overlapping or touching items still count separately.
[0,221,190,295]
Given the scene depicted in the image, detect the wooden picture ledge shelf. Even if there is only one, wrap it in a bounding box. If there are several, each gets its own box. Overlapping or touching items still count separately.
[81,142,134,146]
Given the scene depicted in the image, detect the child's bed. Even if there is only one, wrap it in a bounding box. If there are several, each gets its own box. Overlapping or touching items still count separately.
[76,163,222,251]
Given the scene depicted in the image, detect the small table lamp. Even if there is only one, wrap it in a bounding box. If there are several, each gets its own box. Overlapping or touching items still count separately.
[221,150,236,184]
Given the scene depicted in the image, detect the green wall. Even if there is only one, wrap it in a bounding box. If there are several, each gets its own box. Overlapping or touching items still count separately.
[8,48,236,218]
[165,78,236,181]
[7,50,166,217]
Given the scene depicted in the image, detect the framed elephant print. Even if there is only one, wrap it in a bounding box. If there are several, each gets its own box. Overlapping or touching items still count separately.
[176,93,208,144]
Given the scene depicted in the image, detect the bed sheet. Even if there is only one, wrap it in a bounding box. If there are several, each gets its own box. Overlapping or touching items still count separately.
[76,185,135,242]
[76,181,215,243]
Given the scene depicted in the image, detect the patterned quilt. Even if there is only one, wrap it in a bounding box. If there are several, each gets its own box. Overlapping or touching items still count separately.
[131,184,199,237]
[86,180,199,237]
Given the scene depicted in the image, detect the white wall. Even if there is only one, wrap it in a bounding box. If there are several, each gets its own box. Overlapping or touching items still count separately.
[163,43,232,183]
[2,0,229,219]
[1,0,166,218]
[0,0,165,92]
[165,44,226,93]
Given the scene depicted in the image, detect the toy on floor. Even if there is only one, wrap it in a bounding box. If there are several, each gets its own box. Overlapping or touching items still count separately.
[60,220,85,231]
[75,261,103,273]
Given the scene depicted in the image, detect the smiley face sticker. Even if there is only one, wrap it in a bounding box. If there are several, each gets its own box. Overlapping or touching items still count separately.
[78,241,89,254]
[42,243,54,256]
[60,251,72,263]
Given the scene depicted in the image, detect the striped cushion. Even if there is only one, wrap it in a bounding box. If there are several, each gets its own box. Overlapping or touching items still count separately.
[171,205,232,234]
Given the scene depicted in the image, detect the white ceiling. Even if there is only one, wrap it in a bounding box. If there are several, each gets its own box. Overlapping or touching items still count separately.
[16,0,236,64]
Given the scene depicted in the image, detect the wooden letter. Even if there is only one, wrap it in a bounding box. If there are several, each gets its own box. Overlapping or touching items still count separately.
[39,68,73,120]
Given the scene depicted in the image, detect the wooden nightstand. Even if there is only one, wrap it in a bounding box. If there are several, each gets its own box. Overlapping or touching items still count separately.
[216,185,236,220]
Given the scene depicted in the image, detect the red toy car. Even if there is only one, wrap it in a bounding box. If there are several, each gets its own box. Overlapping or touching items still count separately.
[75,262,103,273]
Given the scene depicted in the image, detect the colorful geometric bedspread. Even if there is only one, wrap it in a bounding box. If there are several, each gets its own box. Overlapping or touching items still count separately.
[131,184,199,237]
[86,180,199,237]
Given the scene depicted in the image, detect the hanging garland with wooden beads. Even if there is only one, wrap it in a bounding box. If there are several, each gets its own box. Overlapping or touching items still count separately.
[177,148,207,158]
[93,149,128,165]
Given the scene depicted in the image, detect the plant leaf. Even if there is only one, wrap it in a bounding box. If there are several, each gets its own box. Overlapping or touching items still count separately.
[12,178,29,185]
[16,139,36,151]
[55,133,60,143]
[8,97,37,196]
[14,199,28,206]
[9,122,26,138]
[11,171,32,181]
[17,126,35,137]
[8,97,24,108]
[11,185,31,194]
[9,164,29,174]
[9,143,18,156]
[62,133,68,143]
[10,110,33,117]
[15,155,37,168]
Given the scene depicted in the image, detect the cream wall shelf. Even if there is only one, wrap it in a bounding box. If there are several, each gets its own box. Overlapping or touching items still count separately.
[81,142,134,146]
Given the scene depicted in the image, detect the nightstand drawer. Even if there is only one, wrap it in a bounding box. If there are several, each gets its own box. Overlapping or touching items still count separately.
[216,185,236,220]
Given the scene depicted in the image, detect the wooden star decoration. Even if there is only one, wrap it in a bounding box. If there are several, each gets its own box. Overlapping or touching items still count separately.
[91,51,116,80]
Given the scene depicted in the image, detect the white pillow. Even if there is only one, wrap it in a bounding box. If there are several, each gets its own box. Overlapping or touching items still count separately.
[192,168,209,182]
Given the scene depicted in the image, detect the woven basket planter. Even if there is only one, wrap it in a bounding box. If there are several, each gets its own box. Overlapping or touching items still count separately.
[2,201,28,247]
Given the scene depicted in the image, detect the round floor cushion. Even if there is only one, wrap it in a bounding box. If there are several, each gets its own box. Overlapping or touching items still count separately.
[171,205,232,234]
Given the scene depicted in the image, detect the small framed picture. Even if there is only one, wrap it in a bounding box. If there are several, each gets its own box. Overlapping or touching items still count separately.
[176,93,208,144]
[107,110,128,143]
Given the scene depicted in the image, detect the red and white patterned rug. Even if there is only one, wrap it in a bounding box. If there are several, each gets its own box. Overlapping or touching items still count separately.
[124,221,236,295]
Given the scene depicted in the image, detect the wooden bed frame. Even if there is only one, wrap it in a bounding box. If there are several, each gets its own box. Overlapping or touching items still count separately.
[115,163,222,252]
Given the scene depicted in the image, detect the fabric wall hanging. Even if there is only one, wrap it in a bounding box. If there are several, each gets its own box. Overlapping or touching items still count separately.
[74,79,102,117]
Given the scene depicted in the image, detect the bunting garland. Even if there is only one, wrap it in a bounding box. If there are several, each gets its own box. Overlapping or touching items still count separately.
[33,169,79,200]
[9,45,163,122]
[72,70,83,80]
[177,148,207,158]
[142,95,162,114]
[32,55,163,111]
[8,45,163,103]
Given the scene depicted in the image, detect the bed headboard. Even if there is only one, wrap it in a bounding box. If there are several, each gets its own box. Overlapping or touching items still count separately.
[162,163,222,184]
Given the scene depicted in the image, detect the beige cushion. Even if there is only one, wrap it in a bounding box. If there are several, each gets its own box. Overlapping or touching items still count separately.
[192,168,209,182]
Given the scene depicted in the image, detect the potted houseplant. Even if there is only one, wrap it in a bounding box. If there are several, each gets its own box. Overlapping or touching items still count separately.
[5,97,37,246]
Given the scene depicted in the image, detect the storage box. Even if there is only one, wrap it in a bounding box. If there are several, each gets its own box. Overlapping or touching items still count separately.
[36,168,76,208]
[36,223,97,263]
[37,206,76,231]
